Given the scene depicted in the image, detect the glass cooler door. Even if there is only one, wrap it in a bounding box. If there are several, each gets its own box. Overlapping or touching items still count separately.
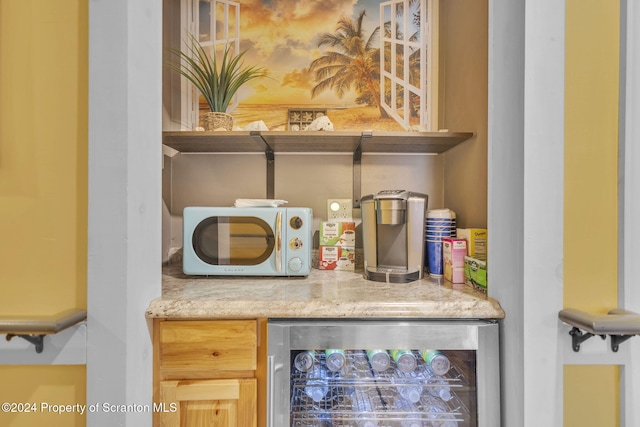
[291,349,475,427]
[267,320,499,427]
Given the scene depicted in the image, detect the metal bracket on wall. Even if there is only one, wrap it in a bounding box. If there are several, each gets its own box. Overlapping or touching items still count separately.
[250,130,372,207]
[352,131,371,209]
[0,308,87,353]
[568,327,605,352]
[250,131,276,199]
[6,334,46,353]
[559,308,640,352]
[265,147,275,199]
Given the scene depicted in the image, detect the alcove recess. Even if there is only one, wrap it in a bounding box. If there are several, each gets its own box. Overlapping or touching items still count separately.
[162,130,473,207]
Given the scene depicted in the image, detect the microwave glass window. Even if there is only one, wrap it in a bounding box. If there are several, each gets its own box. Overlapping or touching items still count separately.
[193,216,275,265]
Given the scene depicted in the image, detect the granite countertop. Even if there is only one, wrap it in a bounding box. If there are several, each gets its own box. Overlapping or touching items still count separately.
[146,265,504,320]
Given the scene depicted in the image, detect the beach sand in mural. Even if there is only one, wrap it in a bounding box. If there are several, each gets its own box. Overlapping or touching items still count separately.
[200,104,407,132]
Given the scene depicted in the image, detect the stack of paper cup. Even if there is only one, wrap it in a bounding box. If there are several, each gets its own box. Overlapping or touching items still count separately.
[425,209,456,277]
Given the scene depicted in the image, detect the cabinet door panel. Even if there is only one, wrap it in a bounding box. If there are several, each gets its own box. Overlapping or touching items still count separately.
[160,320,257,377]
[182,400,236,426]
[160,378,256,427]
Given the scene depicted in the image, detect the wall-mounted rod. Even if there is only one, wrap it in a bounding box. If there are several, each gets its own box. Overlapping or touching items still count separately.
[1,308,87,353]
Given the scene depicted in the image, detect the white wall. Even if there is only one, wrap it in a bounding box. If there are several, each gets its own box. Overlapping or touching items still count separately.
[621,2,640,424]
[490,1,640,425]
[489,0,566,425]
[487,0,525,425]
[88,0,161,426]
[522,1,565,425]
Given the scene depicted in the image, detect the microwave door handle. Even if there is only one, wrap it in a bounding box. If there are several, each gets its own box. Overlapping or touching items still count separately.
[275,212,282,273]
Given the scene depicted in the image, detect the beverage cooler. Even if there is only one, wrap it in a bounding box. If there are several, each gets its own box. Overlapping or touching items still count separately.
[267,320,500,427]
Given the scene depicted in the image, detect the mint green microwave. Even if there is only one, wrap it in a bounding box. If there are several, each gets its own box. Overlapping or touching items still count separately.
[183,206,312,276]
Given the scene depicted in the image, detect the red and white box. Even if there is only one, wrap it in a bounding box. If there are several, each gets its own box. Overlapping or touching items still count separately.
[443,238,468,283]
[318,246,355,271]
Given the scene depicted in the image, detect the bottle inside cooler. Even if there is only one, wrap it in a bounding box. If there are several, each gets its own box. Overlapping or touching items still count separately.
[304,364,330,403]
[290,349,477,426]
[350,387,379,427]
[394,369,424,403]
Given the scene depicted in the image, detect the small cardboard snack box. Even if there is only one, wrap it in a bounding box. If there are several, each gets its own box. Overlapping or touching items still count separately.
[318,246,355,271]
[464,256,487,293]
[319,222,356,246]
[456,228,487,261]
[443,238,468,284]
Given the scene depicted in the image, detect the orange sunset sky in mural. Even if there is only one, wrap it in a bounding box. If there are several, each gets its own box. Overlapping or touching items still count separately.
[233,0,387,106]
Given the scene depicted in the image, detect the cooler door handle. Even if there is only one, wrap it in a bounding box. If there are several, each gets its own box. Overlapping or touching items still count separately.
[267,355,284,427]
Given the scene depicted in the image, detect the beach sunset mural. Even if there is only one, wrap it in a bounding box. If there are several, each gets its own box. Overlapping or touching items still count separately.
[188,0,431,131]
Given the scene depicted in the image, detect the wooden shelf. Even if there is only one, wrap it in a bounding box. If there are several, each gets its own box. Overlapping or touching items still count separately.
[162,130,474,206]
[162,130,473,154]
[162,131,266,153]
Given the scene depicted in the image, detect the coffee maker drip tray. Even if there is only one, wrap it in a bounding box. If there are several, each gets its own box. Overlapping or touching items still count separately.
[364,266,421,283]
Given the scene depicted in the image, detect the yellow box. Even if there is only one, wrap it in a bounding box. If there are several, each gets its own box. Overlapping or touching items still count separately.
[456,228,487,261]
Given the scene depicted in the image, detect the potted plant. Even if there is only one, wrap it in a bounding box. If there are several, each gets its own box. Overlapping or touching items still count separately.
[167,34,267,130]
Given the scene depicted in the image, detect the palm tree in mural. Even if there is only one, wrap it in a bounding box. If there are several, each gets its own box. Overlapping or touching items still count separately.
[310,10,389,118]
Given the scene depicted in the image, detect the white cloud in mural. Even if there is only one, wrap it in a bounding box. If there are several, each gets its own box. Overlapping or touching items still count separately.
[239,0,358,57]
[280,68,315,90]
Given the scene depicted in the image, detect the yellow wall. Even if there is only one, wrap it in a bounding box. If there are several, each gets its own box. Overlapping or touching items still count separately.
[564,1,620,425]
[0,0,87,425]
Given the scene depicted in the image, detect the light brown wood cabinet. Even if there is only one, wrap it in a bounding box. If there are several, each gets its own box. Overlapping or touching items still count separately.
[153,319,267,427]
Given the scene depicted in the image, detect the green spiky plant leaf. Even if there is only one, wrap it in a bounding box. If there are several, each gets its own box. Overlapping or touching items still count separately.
[167,34,267,113]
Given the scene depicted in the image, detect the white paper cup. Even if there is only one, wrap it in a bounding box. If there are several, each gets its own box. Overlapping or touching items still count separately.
[427,209,454,219]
